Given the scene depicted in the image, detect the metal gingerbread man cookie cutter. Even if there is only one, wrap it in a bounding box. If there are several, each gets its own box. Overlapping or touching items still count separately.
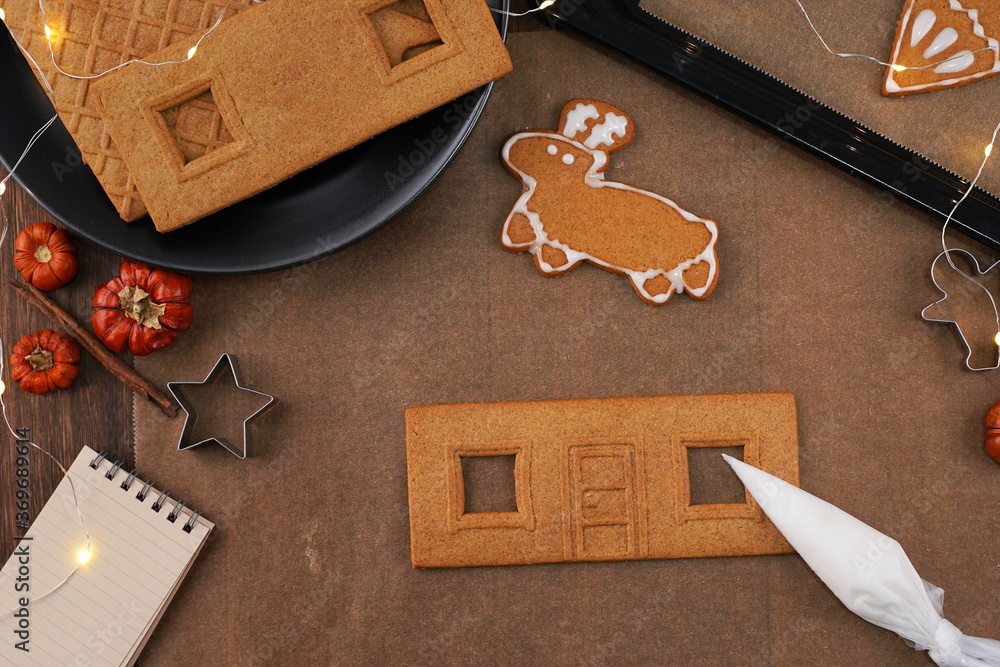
[921,249,1000,372]
[167,353,276,459]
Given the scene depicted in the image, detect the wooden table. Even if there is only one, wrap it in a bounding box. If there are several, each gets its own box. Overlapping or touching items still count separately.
[0,169,134,564]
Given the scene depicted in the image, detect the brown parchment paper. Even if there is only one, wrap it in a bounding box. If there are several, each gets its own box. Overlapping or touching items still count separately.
[132,30,1000,666]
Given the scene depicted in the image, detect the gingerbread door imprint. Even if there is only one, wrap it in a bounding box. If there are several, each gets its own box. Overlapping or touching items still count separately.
[565,444,644,561]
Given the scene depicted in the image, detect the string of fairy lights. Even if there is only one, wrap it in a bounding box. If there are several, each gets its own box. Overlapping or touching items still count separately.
[0,0,555,615]
[794,0,1000,366]
[0,0,998,615]
[0,0,240,614]
[793,0,998,73]
[0,33,93,605]
[35,0,238,79]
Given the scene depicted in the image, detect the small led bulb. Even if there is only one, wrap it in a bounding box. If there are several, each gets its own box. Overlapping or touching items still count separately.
[891,64,906,72]
[995,331,1000,347]
[987,143,994,158]
[0,7,6,22]
[78,549,90,564]
[187,46,197,60]
[0,380,6,395]
[538,0,555,8]
[0,181,6,197]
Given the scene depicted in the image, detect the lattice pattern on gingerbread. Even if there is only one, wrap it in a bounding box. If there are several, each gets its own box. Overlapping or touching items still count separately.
[160,88,234,164]
[7,0,258,220]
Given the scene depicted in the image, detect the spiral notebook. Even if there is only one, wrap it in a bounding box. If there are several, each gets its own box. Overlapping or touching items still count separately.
[0,445,213,667]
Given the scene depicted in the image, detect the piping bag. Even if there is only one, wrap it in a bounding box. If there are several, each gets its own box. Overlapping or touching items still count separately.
[723,455,1000,666]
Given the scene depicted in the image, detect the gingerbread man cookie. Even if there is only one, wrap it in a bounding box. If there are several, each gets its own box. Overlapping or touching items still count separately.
[500,99,720,305]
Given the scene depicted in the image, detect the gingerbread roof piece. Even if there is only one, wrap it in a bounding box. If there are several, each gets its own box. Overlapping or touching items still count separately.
[883,0,1000,96]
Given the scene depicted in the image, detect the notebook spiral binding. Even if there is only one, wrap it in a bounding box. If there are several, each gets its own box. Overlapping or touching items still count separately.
[88,451,203,533]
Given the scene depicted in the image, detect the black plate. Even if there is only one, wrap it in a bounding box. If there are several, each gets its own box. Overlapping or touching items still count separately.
[0,3,507,274]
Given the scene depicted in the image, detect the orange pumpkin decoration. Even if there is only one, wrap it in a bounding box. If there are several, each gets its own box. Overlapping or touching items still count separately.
[9,330,81,394]
[92,260,193,356]
[987,401,1000,463]
[14,222,79,290]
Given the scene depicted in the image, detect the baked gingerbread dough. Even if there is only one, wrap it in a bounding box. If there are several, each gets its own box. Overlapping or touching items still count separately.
[884,0,1000,96]
[93,0,512,231]
[407,393,798,568]
[500,99,720,305]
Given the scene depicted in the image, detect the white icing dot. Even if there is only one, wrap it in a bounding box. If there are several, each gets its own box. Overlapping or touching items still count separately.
[546,144,557,155]
[562,153,575,165]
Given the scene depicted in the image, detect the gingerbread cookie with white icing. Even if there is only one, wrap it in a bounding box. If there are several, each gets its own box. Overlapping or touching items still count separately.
[884,0,1000,96]
[500,99,719,305]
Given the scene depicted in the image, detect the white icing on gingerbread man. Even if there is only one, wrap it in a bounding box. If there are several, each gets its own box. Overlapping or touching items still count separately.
[500,100,720,305]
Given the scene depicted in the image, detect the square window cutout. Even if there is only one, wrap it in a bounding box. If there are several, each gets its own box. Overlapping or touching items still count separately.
[159,86,235,165]
[461,454,517,514]
[686,444,746,506]
[367,0,444,67]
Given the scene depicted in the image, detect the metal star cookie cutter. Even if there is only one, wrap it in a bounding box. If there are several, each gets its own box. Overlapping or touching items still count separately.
[921,249,1000,372]
[167,353,276,459]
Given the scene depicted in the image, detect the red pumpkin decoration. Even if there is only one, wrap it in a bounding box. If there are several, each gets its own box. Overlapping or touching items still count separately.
[14,222,79,290]
[9,330,81,394]
[987,401,1000,463]
[92,261,193,356]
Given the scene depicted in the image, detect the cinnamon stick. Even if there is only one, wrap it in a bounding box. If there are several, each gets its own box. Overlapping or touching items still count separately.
[7,280,179,417]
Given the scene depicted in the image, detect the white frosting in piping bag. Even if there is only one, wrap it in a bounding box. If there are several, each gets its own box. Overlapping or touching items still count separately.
[500,131,718,303]
[724,455,1000,667]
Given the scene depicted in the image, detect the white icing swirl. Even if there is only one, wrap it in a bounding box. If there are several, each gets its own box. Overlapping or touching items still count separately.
[584,113,629,149]
[934,49,975,72]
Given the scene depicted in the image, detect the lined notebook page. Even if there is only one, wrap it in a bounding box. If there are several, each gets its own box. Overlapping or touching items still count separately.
[0,445,213,666]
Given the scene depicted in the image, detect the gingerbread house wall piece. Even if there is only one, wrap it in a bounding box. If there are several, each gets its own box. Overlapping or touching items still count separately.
[406,393,799,568]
